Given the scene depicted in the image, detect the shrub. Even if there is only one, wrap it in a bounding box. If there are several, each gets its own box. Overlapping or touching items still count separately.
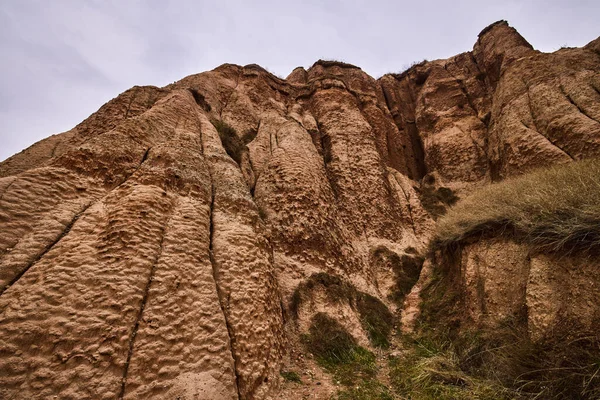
[313,59,360,70]
[291,273,393,348]
[280,370,302,383]
[210,119,247,164]
[303,313,378,385]
[432,158,600,255]
[356,292,394,348]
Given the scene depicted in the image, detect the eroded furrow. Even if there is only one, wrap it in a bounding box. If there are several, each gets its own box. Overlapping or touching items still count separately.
[0,200,92,296]
[118,211,172,399]
[208,181,242,400]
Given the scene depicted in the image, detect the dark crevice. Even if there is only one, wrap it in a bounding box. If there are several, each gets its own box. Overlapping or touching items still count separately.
[198,118,241,398]
[407,122,427,179]
[443,64,479,116]
[50,140,61,159]
[208,182,242,400]
[0,201,93,297]
[316,122,339,199]
[379,80,427,180]
[140,148,150,164]
[118,210,171,399]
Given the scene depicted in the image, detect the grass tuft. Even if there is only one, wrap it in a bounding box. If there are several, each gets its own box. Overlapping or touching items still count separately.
[302,313,377,386]
[356,292,394,348]
[280,370,302,384]
[432,159,600,255]
[336,379,394,400]
[210,119,247,164]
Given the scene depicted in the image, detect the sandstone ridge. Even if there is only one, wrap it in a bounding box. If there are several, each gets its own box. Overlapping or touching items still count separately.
[1,20,600,399]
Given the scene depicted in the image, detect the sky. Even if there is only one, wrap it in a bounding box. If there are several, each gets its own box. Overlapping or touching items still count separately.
[1,0,599,162]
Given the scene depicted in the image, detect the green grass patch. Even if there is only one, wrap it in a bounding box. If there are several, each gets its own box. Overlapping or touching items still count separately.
[389,335,516,400]
[280,370,302,383]
[336,379,394,400]
[210,119,247,164]
[303,313,377,386]
[356,292,394,349]
[433,159,600,255]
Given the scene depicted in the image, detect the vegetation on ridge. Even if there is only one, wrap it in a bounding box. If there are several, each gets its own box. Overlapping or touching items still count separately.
[211,119,247,164]
[291,273,393,348]
[432,158,600,255]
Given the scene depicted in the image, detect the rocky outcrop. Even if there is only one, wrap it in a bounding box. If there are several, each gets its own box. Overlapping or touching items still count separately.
[428,239,600,342]
[0,20,599,399]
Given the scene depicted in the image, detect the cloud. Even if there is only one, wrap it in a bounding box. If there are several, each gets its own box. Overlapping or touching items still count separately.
[1,0,598,161]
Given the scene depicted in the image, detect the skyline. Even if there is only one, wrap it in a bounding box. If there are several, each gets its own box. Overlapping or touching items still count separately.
[1,0,599,161]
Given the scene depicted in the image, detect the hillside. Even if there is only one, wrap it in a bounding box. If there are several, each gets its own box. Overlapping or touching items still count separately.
[0,20,599,399]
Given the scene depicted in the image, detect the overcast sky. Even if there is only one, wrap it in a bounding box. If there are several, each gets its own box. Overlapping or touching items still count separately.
[1,0,598,162]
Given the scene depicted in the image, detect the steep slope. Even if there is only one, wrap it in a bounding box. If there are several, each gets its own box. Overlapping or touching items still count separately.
[0,20,599,399]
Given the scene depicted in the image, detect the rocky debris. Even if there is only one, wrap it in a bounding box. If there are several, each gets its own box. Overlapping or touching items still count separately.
[0,20,599,399]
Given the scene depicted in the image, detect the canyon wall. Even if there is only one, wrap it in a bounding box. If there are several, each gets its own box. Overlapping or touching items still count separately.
[0,21,599,399]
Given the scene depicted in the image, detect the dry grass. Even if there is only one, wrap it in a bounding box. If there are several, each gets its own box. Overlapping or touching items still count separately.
[433,159,600,255]
[389,335,516,400]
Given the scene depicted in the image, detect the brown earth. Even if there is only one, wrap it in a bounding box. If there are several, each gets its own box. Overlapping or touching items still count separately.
[0,20,599,399]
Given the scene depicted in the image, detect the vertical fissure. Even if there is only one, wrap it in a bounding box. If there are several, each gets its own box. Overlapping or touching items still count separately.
[118,212,171,399]
[208,181,242,400]
[0,201,93,297]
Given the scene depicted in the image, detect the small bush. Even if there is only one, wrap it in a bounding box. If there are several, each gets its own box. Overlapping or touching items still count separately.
[313,59,361,70]
[356,292,394,348]
[304,313,358,363]
[291,273,393,348]
[303,313,378,386]
[432,158,600,255]
[280,370,302,383]
[210,119,247,164]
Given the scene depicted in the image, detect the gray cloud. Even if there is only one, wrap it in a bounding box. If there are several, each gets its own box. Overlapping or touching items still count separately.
[1,0,598,161]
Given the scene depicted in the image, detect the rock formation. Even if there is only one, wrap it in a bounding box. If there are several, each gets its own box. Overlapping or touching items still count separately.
[0,20,599,399]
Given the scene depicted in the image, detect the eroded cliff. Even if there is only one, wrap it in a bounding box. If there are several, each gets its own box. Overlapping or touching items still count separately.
[0,20,599,399]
